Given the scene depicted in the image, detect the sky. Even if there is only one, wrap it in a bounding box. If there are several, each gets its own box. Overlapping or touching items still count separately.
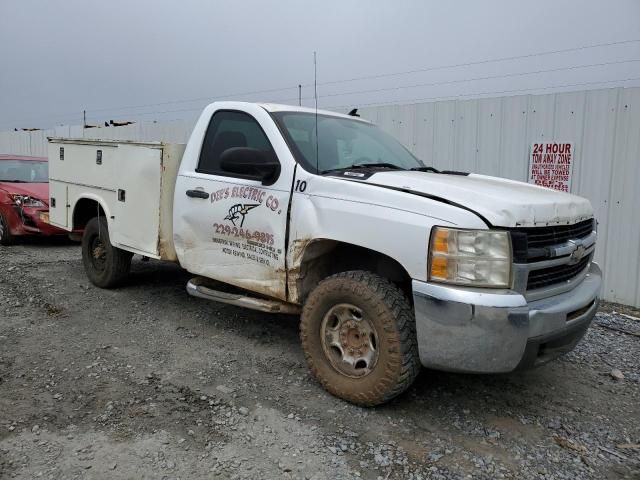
[1,0,639,130]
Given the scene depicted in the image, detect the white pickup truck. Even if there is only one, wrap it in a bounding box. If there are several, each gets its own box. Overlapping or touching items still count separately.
[47,102,601,406]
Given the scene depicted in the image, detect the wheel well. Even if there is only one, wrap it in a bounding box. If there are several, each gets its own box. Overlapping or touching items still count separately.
[73,198,105,230]
[293,240,413,303]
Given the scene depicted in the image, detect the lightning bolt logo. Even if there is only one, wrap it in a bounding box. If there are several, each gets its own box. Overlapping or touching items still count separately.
[224,203,259,227]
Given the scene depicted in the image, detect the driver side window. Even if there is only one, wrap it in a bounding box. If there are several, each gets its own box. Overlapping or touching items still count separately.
[197,110,275,175]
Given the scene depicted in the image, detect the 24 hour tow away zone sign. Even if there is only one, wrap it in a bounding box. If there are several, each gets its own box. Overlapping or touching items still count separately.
[529,142,574,192]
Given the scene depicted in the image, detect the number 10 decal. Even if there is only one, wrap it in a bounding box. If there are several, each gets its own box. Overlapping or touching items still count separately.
[294,180,307,193]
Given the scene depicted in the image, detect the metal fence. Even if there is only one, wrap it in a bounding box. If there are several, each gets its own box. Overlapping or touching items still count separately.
[1,87,639,306]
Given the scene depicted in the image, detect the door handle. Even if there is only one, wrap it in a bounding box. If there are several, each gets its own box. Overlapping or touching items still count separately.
[186,189,210,199]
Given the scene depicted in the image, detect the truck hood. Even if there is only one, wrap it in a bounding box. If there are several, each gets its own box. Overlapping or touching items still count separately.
[358,171,593,227]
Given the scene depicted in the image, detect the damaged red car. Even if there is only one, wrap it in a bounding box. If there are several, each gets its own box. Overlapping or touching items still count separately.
[0,154,67,245]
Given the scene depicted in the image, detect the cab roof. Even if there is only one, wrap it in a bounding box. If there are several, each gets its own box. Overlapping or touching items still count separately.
[257,103,372,123]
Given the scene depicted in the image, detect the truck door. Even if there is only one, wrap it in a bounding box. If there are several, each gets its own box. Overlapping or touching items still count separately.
[173,105,295,301]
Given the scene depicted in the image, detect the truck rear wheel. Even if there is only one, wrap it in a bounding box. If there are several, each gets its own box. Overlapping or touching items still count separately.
[300,271,420,406]
[82,216,133,288]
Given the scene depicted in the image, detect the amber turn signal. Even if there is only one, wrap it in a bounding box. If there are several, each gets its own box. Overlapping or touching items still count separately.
[432,228,449,254]
[430,256,449,279]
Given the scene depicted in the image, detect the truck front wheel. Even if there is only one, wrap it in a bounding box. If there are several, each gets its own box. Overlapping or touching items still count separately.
[81,216,133,288]
[300,271,420,406]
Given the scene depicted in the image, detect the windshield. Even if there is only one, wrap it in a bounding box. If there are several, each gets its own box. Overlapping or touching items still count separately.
[0,160,49,182]
[271,112,425,173]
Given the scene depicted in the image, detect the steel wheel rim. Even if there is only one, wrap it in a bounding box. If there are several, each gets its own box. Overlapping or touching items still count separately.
[320,303,379,378]
[90,235,107,272]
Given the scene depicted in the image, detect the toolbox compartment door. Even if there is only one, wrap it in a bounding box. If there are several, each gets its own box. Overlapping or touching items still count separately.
[48,180,68,229]
[110,144,164,257]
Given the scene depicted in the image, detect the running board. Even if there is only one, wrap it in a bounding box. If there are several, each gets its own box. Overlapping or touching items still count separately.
[186,277,301,314]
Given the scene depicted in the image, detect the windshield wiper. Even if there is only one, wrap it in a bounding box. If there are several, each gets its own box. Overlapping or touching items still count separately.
[322,163,405,174]
[409,166,440,173]
[352,162,405,170]
[0,179,28,182]
[409,166,470,176]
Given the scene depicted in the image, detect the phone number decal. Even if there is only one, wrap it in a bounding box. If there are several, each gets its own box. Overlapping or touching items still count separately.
[213,223,275,245]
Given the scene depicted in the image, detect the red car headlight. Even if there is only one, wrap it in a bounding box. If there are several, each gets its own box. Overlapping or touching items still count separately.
[11,194,46,208]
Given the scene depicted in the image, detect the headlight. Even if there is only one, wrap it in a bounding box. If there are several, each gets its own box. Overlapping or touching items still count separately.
[11,194,46,208]
[429,227,512,288]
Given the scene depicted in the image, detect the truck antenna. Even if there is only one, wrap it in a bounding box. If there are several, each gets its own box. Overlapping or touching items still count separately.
[314,51,319,174]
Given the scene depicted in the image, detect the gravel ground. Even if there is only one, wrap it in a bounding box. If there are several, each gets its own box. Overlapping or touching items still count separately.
[0,240,638,480]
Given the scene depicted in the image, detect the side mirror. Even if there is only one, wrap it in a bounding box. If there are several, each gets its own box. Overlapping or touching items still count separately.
[220,147,280,185]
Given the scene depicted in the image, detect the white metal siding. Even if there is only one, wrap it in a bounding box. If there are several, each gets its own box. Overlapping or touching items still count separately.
[0,87,638,306]
[0,119,196,157]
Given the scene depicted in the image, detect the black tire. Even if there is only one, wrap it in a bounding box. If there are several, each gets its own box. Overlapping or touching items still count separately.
[81,216,132,288]
[0,211,14,246]
[300,271,420,406]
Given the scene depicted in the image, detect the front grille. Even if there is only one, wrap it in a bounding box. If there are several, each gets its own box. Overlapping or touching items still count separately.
[527,256,591,290]
[515,219,594,249]
[508,219,594,263]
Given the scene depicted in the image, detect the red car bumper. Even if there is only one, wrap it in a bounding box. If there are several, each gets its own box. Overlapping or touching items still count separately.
[1,203,66,237]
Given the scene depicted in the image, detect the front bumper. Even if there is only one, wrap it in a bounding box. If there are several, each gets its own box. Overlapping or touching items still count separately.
[412,262,602,373]
[1,204,65,237]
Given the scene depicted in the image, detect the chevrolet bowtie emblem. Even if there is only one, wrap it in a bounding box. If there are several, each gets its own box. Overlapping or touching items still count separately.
[567,240,586,265]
